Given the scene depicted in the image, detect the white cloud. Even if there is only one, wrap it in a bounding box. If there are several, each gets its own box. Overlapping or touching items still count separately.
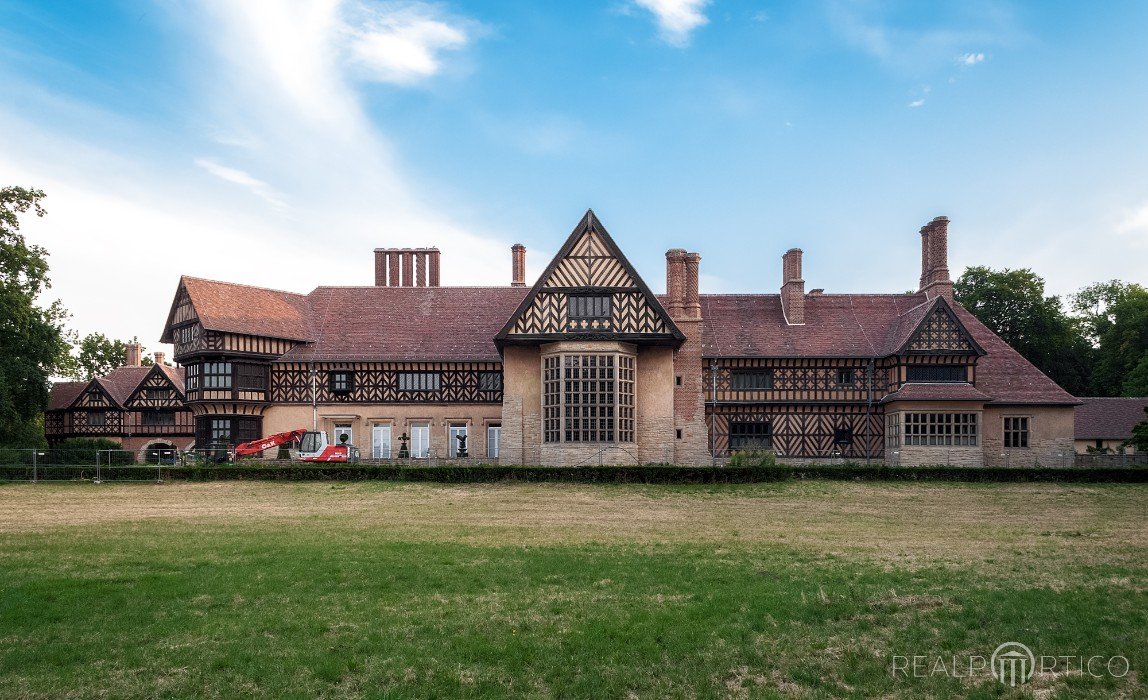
[1116,203,1148,236]
[194,158,288,209]
[908,98,925,108]
[634,0,710,47]
[957,52,985,66]
[342,3,469,84]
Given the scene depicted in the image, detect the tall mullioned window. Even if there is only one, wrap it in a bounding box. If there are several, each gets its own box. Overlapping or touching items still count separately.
[543,352,635,443]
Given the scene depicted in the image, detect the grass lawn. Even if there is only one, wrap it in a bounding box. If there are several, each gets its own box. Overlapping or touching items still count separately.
[0,481,1144,699]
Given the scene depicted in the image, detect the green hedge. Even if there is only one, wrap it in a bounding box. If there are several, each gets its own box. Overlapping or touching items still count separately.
[3,463,1142,484]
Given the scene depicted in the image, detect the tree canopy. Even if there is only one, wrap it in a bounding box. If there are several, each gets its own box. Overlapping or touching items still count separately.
[1071,281,1148,396]
[0,187,71,447]
[63,333,153,381]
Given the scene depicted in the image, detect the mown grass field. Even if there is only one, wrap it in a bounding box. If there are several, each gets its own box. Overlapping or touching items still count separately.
[0,481,1144,698]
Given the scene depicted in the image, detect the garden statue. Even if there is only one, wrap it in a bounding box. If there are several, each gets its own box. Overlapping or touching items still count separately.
[398,432,410,459]
[456,432,468,458]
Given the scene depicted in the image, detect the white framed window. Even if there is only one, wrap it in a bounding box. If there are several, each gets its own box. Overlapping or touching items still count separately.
[371,424,392,459]
[903,413,978,446]
[334,424,353,447]
[487,425,501,459]
[411,424,430,458]
[448,423,467,457]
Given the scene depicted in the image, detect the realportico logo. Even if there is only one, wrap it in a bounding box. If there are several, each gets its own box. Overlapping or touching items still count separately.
[991,642,1035,687]
[891,641,1129,686]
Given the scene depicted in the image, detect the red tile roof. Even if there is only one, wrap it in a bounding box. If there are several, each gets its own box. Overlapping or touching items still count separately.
[96,366,154,405]
[1074,397,1148,439]
[882,382,991,403]
[282,286,530,362]
[47,381,88,410]
[696,293,934,357]
[176,276,314,342]
[951,306,1078,405]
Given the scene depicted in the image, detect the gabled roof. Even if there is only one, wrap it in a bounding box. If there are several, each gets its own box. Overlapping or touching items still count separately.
[495,210,684,347]
[951,306,1079,405]
[282,286,528,363]
[124,363,188,404]
[893,296,985,356]
[96,366,154,405]
[47,381,88,411]
[161,276,314,343]
[1074,397,1148,439]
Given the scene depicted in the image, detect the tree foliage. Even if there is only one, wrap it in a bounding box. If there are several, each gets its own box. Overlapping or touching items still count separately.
[1129,407,1148,452]
[1071,281,1148,396]
[0,186,71,447]
[64,333,152,381]
[954,266,1093,396]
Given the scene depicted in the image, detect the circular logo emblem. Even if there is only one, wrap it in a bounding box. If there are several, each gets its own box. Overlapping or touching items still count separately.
[991,642,1035,686]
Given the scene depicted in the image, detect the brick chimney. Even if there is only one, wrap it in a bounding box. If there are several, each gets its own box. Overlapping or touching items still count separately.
[374,248,441,287]
[665,249,687,317]
[125,342,142,367]
[918,216,953,300]
[154,351,166,366]
[682,252,701,320]
[511,244,526,287]
[780,248,805,325]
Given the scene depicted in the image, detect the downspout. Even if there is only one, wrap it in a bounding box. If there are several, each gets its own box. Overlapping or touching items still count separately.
[309,363,318,431]
[709,358,717,466]
[866,357,875,465]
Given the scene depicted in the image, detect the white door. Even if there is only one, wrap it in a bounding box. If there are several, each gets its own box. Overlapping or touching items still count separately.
[487,425,501,459]
[372,425,391,459]
[411,424,430,458]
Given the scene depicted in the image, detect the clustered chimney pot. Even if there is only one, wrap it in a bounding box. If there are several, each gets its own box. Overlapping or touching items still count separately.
[373,248,441,287]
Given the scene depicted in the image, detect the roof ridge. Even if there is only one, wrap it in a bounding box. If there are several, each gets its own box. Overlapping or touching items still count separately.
[183,275,311,298]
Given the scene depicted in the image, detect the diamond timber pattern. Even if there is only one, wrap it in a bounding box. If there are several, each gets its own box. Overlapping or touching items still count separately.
[125,368,185,408]
[907,307,975,353]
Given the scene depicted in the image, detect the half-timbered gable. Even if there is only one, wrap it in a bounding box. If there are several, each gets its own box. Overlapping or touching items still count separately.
[496,210,683,346]
[125,365,186,409]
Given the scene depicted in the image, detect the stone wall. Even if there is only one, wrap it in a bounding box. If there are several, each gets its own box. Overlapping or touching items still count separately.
[982,405,1075,467]
[497,346,541,465]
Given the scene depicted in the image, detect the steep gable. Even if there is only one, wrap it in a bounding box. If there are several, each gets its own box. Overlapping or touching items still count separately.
[496,210,684,346]
[125,364,186,408]
[71,380,119,409]
[898,297,984,355]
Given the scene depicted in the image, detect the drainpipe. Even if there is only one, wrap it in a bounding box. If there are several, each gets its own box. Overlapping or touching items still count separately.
[309,363,318,431]
[710,359,717,466]
[866,357,875,465]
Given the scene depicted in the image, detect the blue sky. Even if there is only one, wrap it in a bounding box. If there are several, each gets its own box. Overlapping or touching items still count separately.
[1,0,1146,352]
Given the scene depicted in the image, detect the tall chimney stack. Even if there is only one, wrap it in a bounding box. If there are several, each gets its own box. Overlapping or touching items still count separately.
[154,351,166,366]
[683,252,701,320]
[125,342,142,367]
[374,249,388,286]
[917,216,953,300]
[780,248,805,325]
[665,249,687,318]
[429,249,441,286]
[511,244,526,287]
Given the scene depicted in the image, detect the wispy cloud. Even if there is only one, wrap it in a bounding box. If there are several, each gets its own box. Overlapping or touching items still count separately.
[634,0,710,47]
[342,2,470,85]
[956,52,985,66]
[908,98,925,108]
[194,158,288,209]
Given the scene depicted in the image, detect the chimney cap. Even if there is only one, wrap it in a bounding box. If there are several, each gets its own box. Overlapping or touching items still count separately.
[511,243,525,250]
[785,247,803,255]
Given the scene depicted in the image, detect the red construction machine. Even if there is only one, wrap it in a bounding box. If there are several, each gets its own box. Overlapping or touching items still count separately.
[232,429,360,462]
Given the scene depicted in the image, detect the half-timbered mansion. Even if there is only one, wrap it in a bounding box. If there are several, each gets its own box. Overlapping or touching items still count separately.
[159,211,1078,466]
[46,344,194,459]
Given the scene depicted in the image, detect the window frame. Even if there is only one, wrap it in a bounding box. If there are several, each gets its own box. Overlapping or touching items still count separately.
[905,365,965,383]
[567,294,613,322]
[836,368,855,386]
[487,424,501,459]
[448,423,468,457]
[329,370,355,394]
[201,361,233,390]
[1003,416,1030,449]
[903,412,979,447]
[542,351,635,444]
[397,372,441,393]
[730,368,773,391]
[729,421,772,451]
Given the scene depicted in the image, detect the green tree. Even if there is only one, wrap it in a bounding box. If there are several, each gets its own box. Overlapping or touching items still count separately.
[1129,407,1148,452]
[0,186,71,447]
[1071,281,1148,396]
[66,333,152,381]
[954,266,1093,396]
